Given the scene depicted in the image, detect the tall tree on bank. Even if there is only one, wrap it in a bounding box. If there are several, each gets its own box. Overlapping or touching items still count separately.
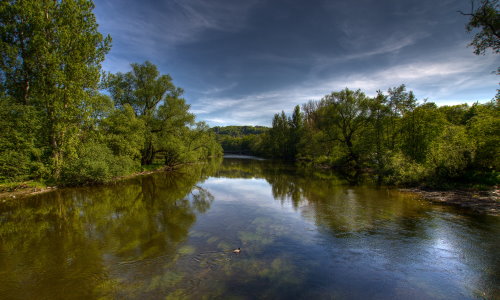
[320,88,370,171]
[0,0,111,178]
[106,62,195,165]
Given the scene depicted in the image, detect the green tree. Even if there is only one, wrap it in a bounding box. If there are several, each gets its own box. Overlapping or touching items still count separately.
[467,100,500,171]
[367,91,391,179]
[426,125,476,181]
[460,0,500,55]
[0,96,45,181]
[0,0,111,179]
[107,61,221,167]
[290,105,304,159]
[386,84,417,150]
[320,88,370,170]
[438,104,473,125]
[101,104,146,161]
[106,61,187,165]
[267,111,293,158]
[400,102,446,162]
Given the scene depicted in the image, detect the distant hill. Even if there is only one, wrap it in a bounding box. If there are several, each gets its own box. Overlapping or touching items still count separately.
[212,125,269,137]
[211,126,269,154]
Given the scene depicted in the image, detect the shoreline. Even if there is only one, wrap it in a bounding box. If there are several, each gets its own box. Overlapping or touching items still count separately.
[2,168,499,217]
[400,187,499,216]
[0,165,172,201]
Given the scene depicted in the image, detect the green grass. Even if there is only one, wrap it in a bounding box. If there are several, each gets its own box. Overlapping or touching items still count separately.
[140,163,164,172]
[0,180,47,192]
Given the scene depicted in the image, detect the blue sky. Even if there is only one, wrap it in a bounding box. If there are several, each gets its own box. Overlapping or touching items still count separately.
[94,0,499,126]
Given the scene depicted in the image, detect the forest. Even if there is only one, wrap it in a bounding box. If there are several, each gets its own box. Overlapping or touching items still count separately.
[212,126,268,154]
[1,0,498,189]
[0,1,222,186]
[240,87,498,187]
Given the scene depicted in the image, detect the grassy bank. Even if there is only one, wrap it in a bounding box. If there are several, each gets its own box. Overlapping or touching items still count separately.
[0,163,169,200]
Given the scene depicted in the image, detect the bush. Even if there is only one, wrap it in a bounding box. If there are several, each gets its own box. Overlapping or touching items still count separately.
[425,125,475,180]
[0,150,31,182]
[61,143,139,185]
[385,152,427,185]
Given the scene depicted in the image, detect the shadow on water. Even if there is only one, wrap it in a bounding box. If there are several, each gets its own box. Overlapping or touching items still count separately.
[0,156,498,299]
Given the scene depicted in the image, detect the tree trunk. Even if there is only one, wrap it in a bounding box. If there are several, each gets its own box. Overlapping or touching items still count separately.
[141,139,155,165]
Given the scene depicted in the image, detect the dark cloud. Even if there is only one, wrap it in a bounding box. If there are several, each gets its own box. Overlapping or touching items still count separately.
[95,0,499,126]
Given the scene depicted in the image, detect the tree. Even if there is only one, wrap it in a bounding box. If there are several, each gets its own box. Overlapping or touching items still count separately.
[106,61,221,167]
[400,102,446,162]
[386,84,417,150]
[367,91,391,178]
[426,125,475,180]
[106,61,186,165]
[459,0,500,55]
[467,100,500,171]
[101,104,146,161]
[320,88,370,170]
[267,111,291,158]
[290,105,304,159]
[0,0,111,179]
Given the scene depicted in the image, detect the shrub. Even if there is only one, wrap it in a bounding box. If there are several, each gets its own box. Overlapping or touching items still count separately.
[61,143,139,185]
[385,152,427,185]
[425,125,475,180]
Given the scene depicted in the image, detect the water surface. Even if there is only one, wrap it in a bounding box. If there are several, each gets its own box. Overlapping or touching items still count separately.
[0,157,498,299]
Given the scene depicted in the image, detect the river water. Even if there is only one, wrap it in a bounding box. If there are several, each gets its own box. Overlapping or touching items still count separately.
[0,156,498,299]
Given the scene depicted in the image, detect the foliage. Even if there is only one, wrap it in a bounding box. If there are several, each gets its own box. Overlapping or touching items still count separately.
[460,0,500,55]
[0,2,221,185]
[0,97,45,181]
[426,125,475,180]
[467,100,500,170]
[0,0,111,180]
[105,61,188,165]
[61,142,137,185]
[248,86,498,187]
[212,126,269,155]
[101,104,146,160]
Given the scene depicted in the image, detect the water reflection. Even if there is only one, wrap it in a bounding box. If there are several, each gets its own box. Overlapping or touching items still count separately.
[212,158,500,299]
[0,157,498,299]
[0,159,220,299]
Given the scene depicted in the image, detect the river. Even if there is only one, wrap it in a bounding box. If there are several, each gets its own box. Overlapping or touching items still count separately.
[0,156,498,299]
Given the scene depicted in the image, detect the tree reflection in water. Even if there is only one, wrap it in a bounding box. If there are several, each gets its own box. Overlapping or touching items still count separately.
[0,157,498,299]
[0,158,220,299]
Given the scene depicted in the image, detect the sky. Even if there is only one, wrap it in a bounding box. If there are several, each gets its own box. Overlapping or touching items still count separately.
[94,0,499,126]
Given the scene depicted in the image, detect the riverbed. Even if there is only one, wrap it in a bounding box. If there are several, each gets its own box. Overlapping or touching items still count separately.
[0,157,498,299]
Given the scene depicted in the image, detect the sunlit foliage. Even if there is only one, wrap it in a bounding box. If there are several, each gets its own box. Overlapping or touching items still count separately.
[0,1,221,185]
[253,86,498,187]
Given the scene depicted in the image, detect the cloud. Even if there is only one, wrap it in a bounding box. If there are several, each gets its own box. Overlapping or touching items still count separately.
[95,0,499,127]
[96,0,259,47]
[193,46,498,126]
[95,0,260,72]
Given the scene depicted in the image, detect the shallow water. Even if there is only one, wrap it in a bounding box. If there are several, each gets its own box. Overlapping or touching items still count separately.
[0,157,498,299]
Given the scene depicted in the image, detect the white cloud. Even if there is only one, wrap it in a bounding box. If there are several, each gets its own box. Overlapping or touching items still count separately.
[96,0,259,48]
[194,46,498,126]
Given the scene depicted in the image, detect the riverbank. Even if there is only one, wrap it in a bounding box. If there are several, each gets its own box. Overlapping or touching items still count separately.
[0,164,170,201]
[0,182,54,200]
[2,166,499,217]
[401,187,499,216]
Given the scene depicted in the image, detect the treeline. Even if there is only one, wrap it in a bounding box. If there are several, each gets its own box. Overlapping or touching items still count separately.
[249,86,499,187]
[0,1,221,185]
[212,126,268,154]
